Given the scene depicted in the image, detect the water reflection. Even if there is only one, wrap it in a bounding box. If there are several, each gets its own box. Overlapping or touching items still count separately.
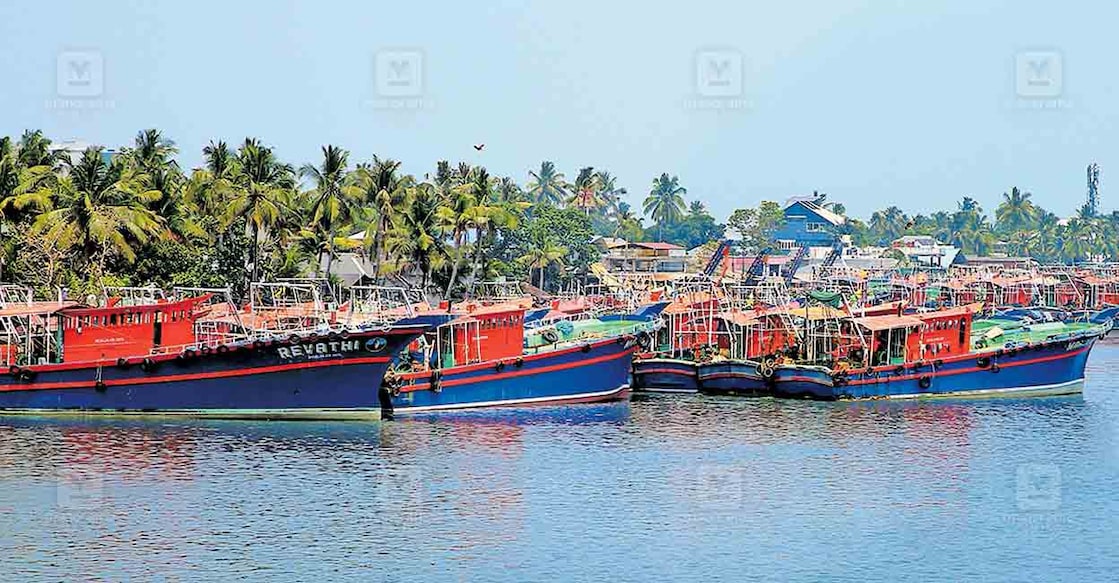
[0,350,1117,581]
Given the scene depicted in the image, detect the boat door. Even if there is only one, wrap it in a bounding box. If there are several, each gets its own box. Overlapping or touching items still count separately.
[153,312,163,348]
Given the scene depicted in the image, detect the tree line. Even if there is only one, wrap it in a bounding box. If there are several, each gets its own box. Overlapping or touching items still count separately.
[2,129,1109,301]
[0,129,721,299]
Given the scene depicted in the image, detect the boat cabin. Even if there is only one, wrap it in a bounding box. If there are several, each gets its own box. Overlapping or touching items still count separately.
[433,305,526,369]
[59,296,208,362]
[0,295,209,366]
[715,310,795,360]
[851,306,974,366]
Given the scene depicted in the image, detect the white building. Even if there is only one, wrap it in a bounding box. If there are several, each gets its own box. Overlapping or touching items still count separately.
[890,235,960,268]
[48,140,116,167]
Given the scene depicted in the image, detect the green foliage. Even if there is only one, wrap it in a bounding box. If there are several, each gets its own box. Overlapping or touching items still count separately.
[498,205,599,291]
[643,173,687,240]
[5,128,1117,303]
[728,201,784,251]
[656,201,725,249]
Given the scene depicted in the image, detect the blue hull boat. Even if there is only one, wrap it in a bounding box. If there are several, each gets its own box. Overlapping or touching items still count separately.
[697,360,769,396]
[772,331,1100,400]
[632,357,699,393]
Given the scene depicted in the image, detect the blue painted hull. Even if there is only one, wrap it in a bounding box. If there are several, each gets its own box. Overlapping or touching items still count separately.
[632,358,699,393]
[0,329,426,419]
[772,334,1100,400]
[390,337,636,413]
[697,360,770,396]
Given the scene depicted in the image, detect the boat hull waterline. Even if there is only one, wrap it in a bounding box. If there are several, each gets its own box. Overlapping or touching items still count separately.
[389,337,636,414]
[632,358,700,394]
[772,334,1099,400]
[0,328,426,419]
[697,360,769,396]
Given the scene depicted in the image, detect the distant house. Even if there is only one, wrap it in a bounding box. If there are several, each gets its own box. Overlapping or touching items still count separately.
[48,140,116,167]
[601,240,686,275]
[772,198,845,252]
[890,235,961,268]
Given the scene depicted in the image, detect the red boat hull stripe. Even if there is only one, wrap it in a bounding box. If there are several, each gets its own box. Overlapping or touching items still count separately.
[402,348,633,392]
[843,345,1091,386]
[0,356,392,392]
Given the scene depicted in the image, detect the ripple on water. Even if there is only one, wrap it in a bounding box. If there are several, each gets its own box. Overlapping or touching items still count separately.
[1,345,1118,581]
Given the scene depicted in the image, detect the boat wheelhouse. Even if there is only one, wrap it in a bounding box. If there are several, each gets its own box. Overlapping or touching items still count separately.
[0,284,437,419]
[385,301,650,415]
[772,303,1105,400]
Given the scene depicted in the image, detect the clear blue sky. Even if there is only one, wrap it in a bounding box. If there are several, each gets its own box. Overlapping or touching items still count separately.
[1,0,1114,221]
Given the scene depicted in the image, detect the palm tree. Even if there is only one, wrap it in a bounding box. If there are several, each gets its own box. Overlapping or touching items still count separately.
[643,173,687,241]
[353,155,411,283]
[995,187,1039,234]
[869,206,908,243]
[568,166,602,214]
[437,175,482,299]
[127,129,179,172]
[595,170,627,213]
[463,167,495,293]
[16,130,64,169]
[186,140,239,217]
[29,148,164,283]
[1058,218,1093,262]
[929,211,953,243]
[387,182,445,291]
[224,138,296,284]
[462,168,524,294]
[950,211,995,255]
[300,145,358,279]
[519,238,567,289]
[495,176,525,203]
[526,161,568,205]
[612,201,644,240]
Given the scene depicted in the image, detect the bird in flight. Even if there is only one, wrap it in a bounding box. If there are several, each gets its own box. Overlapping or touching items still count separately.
[473,144,485,151]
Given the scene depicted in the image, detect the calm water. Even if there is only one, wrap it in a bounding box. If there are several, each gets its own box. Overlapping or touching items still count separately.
[2,347,1119,582]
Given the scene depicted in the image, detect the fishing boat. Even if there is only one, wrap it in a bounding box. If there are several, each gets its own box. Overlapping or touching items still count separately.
[630,281,720,394]
[0,284,440,419]
[696,289,905,397]
[771,303,1107,400]
[382,301,651,415]
[695,307,793,397]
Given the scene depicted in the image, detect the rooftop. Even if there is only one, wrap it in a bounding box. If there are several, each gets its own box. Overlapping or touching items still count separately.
[784,199,846,226]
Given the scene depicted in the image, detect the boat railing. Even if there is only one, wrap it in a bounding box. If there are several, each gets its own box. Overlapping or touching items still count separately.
[102,285,166,307]
[344,285,418,329]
